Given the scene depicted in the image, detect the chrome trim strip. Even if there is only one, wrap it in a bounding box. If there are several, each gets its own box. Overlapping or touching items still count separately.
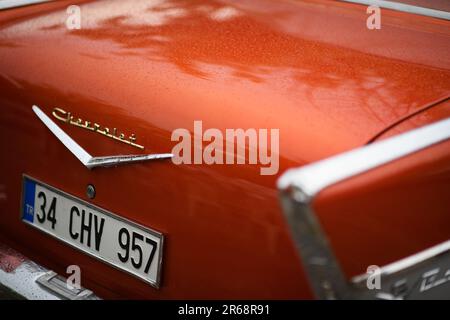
[353,240,450,281]
[32,105,173,169]
[0,0,51,10]
[0,243,100,300]
[85,153,174,169]
[340,0,450,20]
[36,271,98,300]
[369,240,450,276]
[351,240,450,299]
[278,117,450,200]
[278,195,350,299]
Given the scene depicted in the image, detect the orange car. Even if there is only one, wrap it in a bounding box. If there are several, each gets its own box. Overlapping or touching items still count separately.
[0,0,449,300]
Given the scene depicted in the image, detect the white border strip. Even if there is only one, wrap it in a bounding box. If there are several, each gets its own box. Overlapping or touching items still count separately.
[33,105,92,166]
[278,117,450,197]
[0,0,51,10]
[341,0,450,20]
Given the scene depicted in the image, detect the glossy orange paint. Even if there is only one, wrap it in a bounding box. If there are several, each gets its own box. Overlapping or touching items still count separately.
[370,98,450,142]
[0,0,449,298]
[314,139,450,280]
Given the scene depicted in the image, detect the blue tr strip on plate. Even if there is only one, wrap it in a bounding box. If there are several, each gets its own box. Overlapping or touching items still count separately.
[23,178,35,223]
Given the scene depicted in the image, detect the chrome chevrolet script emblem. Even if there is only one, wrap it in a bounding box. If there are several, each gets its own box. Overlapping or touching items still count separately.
[32,105,173,169]
[52,107,144,150]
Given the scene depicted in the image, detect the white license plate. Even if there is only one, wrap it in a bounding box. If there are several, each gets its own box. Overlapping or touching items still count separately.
[21,175,163,288]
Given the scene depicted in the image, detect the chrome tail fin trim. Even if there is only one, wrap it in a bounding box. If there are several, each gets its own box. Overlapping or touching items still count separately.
[278,117,450,299]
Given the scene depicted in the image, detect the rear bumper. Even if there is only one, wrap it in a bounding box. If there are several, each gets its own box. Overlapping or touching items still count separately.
[0,242,99,300]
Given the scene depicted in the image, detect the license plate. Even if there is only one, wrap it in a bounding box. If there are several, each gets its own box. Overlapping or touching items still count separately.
[21,175,163,288]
